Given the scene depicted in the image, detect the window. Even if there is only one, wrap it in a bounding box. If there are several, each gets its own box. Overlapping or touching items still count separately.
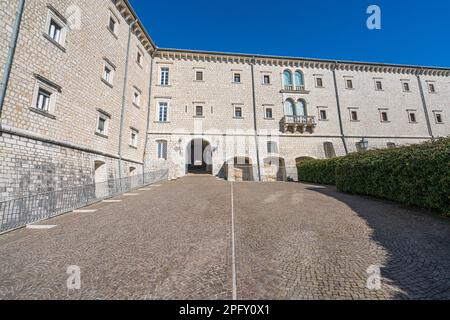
[323,142,336,159]
[195,71,204,81]
[375,80,383,91]
[434,111,444,124]
[346,79,354,89]
[31,75,60,116]
[267,141,278,154]
[233,73,241,83]
[387,142,396,149]
[263,75,271,85]
[380,110,389,122]
[295,71,304,90]
[402,81,410,92]
[96,112,109,136]
[157,141,168,160]
[160,67,169,86]
[350,110,359,121]
[133,89,141,107]
[158,102,168,122]
[316,77,323,88]
[36,88,51,111]
[408,111,417,123]
[319,109,328,121]
[108,16,117,35]
[428,83,436,93]
[234,107,243,118]
[195,106,203,117]
[45,8,67,48]
[130,129,138,148]
[265,108,273,119]
[102,59,115,86]
[49,20,62,43]
[137,50,143,66]
[283,70,293,89]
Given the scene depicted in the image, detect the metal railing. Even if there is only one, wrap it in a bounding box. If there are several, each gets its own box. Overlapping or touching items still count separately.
[0,169,169,233]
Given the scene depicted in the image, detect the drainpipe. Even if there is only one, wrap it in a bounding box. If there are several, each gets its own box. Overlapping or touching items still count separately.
[332,62,349,155]
[250,57,262,181]
[0,0,26,123]
[142,49,158,182]
[118,20,137,184]
[416,68,434,139]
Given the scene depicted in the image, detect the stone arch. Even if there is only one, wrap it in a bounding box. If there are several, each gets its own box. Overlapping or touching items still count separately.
[263,157,287,182]
[186,138,213,174]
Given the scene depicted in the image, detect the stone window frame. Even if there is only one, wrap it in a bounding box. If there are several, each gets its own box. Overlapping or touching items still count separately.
[267,141,278,154]
[348,107,359,122]
[129,127,139,149]
[95,109,111,138]
[102,58,116,87]
[132,86,142,108]
[194,67,205,82]
[407,109,418,124]
[344,76,354,90]
[44,5,68,51]
[107,9,120,38]
[261,72,272,85]
[401,79,411,93]
[233,104,244,119]
[317,106,329,121]
[30,74,61,119]
[323,141,336,159]
[232,70,243,84]
[374,78,384,91]
[160,67,170,86]
[263,105,274,120]
[433,110,444,124]
[136,47,144,68]
[427,81,437,94]
[156,100,170,123]
[314,74,325,88]
[156,140,168,160]
[379,108,390,123]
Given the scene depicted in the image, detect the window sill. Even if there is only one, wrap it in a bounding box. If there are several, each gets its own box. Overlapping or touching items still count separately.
[315,86,325,89]
[193,116,205,119]
[193,80,205,83]
[264,118,274,120]
[29,107,56,120]
[380,121,391,123]
[101,78,113,88]
[157,85,172,88]
[132,103,140,109]
[262,83,272,86]
[232,82,242,85]
[42,33,66,53]
[95,132,109,139]
[350,120,360,122]
[319,119,329,121]
[233,117,244,120]
[107,26,118,40]
[154,121,171,124]
[129,145,138,150]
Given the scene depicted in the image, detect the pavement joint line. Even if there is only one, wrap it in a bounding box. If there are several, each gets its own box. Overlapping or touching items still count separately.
[231,181,237,301]
[103,200,122,203]
[139,188,154,191]
[26,225,57,230]
[73,209,97,213]
[123,193,139,196]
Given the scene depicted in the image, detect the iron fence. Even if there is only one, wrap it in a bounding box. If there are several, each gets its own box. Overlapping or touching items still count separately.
[0,169,169,233]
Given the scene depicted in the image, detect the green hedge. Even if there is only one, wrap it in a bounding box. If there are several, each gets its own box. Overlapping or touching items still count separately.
[297,158,341,185]
[297,138,450,215]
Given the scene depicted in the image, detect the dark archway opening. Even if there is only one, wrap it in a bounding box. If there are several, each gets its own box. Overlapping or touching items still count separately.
[186,139,213,174]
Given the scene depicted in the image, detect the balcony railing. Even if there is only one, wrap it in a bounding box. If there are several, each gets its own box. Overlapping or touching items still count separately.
[283,85,306,92]
[281,115,317,133]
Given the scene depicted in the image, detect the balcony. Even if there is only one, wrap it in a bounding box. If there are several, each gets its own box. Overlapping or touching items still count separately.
[281,115,317,133]
[282,85,309,94]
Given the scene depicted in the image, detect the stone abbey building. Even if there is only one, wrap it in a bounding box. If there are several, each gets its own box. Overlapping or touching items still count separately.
[1,0,449,201]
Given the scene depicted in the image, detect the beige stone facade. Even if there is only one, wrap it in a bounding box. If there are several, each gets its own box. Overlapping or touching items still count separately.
[1,0,449,200]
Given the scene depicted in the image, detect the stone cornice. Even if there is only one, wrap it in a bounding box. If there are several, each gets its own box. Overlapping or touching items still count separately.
[155,48,450,77]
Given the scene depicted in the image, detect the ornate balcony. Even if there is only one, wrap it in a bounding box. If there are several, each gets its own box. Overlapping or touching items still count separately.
[282,85,309,94]
[281,115,317,133]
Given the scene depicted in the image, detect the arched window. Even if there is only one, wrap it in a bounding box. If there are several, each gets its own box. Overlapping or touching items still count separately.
[295,99,307,117]
[283,70,293,89]
[284,99,295,116]
[295,71,304,89]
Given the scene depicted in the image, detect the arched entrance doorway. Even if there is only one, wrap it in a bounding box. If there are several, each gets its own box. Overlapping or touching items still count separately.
[263,157,287,182]
[186,139,213,174]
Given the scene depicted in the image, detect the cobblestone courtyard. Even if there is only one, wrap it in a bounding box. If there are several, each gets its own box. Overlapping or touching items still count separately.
[0,176,450,300]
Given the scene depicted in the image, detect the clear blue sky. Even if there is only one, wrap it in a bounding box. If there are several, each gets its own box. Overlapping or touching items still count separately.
[129,0,450,68]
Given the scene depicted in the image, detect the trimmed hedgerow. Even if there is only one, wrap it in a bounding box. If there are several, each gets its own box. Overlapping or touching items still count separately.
[297,138,450,215]
[297,158,341,185]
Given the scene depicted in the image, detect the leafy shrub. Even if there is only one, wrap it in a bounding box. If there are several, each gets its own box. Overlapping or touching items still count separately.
[297,138,450,215]
[297,158,341,185]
